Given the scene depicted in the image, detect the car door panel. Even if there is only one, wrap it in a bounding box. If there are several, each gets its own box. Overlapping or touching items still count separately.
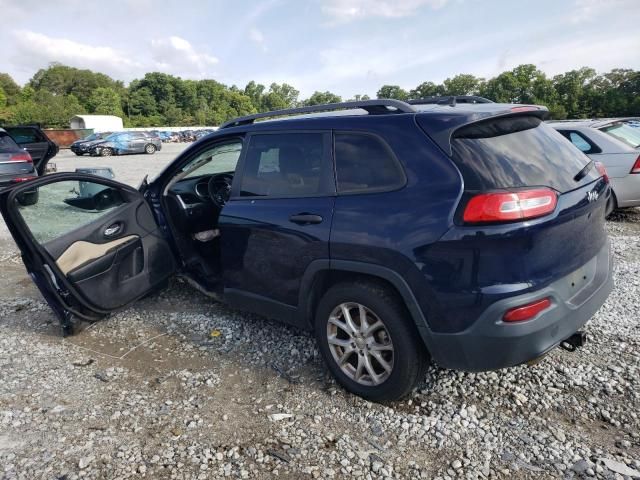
[219,197,334,306]
[0,173,176,321]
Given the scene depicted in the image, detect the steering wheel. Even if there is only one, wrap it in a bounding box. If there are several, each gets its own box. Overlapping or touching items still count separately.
[208,173,233,208]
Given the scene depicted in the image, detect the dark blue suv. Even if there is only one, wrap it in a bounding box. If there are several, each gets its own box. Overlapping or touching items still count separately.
[0,100,613,401]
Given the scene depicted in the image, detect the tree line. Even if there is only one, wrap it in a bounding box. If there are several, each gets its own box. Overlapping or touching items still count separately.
[0,63,638,129]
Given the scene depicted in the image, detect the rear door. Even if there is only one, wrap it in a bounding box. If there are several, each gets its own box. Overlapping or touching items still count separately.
[218,131,335,321]
[0,173,176,331]
[3,126,58,175]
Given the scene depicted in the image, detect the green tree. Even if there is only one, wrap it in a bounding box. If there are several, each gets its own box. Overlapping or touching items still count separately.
[409,81,444,99]
[442,74,483,96]
[87,87,123,116]
[303,91,342,106]
[28,63,123,110]
[0,73,21,105]
[377,85,408,100]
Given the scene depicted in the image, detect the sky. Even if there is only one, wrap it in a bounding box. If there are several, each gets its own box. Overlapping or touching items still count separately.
[1,0,639,98]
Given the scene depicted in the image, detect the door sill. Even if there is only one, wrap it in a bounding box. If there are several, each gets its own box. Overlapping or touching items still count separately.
[177,273,224,302]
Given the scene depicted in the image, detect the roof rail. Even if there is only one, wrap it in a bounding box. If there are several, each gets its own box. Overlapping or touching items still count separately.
[220,99,416,129]
[408,95,493,106]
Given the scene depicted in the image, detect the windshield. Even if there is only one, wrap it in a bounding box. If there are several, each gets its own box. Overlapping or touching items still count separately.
[83,133,99,141]
[600,123,640,149]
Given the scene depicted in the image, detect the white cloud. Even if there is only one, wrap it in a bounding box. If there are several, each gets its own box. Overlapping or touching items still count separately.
[249,28,268,52]
[322,0,448,23]
[10,30,141,78]
[150,36,218,76]
[568,0,637,24]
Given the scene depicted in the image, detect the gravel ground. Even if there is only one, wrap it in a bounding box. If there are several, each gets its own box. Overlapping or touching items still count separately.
[0,150,639,479]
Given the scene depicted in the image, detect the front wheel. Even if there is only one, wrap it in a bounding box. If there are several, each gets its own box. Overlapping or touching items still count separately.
[100,147,113,157]
[144,144,157,154]
[315,281,429,402]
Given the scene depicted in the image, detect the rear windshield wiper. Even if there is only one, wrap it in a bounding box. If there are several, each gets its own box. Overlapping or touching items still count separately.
[574,160,595,182]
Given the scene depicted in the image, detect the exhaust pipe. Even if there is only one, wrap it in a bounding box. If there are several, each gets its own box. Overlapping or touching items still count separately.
[560,331,587,352]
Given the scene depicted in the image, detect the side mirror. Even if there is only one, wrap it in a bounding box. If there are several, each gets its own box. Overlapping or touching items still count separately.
[64,187,123,211]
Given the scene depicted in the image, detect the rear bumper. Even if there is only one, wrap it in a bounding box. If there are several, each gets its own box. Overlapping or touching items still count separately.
[428,240,613,371]
[611,175,640,208]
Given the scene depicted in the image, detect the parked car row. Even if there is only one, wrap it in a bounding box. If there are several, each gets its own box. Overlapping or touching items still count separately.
[154,129,216,143]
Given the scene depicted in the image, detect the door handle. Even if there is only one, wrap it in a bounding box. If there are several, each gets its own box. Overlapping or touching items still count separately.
[103,223,123,238]
[289,213,323,225]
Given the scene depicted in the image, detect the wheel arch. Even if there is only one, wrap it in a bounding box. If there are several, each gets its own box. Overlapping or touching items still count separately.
[299,260,435,353]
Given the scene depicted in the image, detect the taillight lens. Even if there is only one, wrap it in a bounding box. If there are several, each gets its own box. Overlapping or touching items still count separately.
[630,155,640,174]
[594,161,609,183]
[503,298,552,322]
[11,177,36,183]
[9,152,33,163]
[463,188,558,223]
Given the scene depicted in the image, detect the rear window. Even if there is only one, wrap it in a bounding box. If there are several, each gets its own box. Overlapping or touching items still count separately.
[451,116,598,193]
[599,123,640,149]
[334,133,405,194]
[0,132,20,151]
[4,127,45,145]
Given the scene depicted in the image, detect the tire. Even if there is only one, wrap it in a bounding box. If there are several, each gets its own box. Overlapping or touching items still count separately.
[74,152,84,156]
[315,281,429,402]
[605,190,618,219]
[100,147,113,157]
[17,190,38,206]
[145,144,157,154]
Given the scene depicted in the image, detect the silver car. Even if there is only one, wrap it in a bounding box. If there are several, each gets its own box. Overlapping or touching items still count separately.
[549,120,640,211]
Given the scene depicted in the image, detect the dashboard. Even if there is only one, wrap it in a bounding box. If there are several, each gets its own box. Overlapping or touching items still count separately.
[167,173,233,233]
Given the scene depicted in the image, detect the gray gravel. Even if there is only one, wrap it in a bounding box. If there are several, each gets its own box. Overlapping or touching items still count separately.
[0,156,638,478]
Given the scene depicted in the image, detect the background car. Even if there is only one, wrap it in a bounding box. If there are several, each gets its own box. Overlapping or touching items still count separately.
[0,128,40,205]
[89,131,162,156]
[70,132,111,156]
[2,125,59,175]
[549,120,640,212]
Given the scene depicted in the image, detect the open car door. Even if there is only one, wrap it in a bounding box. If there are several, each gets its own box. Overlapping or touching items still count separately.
[0,172,176,334]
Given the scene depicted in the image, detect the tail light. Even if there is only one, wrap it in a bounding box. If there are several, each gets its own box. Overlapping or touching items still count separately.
[9,152,33,163]
[11,177,36,183]
[503,298,552,322]
[630,155,640,174]
[594,161,609,183]
[463,188,558,223]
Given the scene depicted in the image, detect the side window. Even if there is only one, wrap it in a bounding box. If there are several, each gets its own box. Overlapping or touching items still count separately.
[568,132,593,153]
[239,133,331,197]
[15,179,125,244]
[334,133,405,194]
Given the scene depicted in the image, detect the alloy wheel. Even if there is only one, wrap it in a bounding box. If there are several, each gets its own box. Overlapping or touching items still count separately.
[326,302,394,386]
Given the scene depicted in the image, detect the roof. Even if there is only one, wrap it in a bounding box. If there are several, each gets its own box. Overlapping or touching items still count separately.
[217,100,549,157]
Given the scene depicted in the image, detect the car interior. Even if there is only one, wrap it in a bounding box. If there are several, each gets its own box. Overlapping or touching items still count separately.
[162,140,243,291]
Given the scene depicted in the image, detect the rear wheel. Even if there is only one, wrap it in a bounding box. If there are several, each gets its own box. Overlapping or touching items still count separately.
[315,281,429,402]
[100,147,113,157]
[145,144,157,154]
